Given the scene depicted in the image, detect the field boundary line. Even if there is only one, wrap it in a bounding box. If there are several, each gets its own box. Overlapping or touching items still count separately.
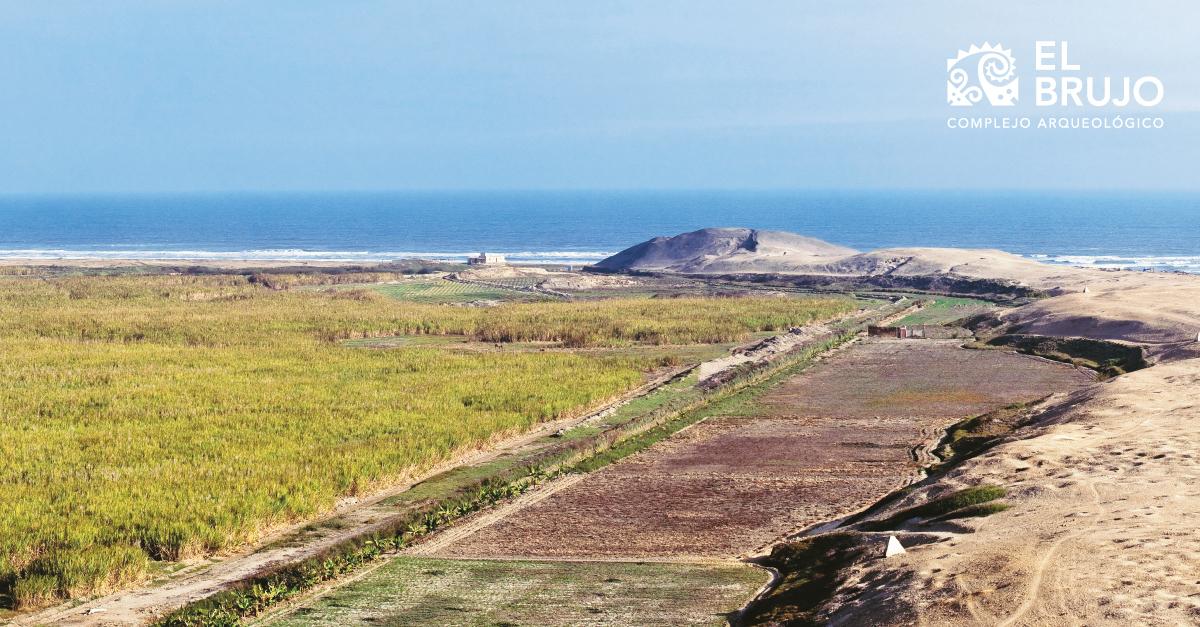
[404,473,588,556]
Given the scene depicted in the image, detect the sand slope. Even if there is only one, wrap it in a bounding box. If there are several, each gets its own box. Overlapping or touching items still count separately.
[997,275,1200,357]
[826,361,1200,625]
[802,248,1077,283]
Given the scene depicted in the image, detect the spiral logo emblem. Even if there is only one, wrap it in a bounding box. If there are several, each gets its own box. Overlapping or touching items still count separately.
[947,43,1018,107]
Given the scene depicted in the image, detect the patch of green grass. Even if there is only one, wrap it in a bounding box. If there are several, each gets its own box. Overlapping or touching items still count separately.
[891,296,995,326]
[976,334,1145,378]
[740,533,872,627]
[341,334,470,348]
[368,280,541,303]
[858,485,1007,531]
[263,557,764,627]
[929,501,1010,522]
[308,278,542,303]
[935,400,1037,466]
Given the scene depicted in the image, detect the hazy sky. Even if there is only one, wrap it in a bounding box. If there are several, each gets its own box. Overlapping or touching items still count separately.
[1,1,1197,192]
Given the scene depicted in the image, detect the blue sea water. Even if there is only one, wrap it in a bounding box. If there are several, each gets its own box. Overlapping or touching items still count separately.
[0,190,1198,272]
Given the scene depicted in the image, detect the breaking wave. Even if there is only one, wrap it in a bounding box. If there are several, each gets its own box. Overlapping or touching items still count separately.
[0,249,616,265]
[1029,253,1200,274]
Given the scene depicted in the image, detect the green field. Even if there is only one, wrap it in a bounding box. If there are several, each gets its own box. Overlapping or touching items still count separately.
[0,273,850,610]
[265,558,765,626]
[366,280,547,303]
[891,296,994,326]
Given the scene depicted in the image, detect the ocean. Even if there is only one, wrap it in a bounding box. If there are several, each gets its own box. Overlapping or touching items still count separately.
[1,190,1198,272]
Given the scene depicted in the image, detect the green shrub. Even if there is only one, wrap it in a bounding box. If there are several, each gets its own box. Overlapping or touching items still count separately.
[859,485,1007,530]
[741,533,871,626]
[930,501,1011,522]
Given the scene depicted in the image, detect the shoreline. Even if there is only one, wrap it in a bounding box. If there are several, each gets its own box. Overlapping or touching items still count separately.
[0,258,404,270]
[0,251,1197,274]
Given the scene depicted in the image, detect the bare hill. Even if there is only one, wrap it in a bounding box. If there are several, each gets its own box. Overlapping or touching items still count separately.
[592,227,857,273]
[594,230,1064,281]
[811,248,1073,282]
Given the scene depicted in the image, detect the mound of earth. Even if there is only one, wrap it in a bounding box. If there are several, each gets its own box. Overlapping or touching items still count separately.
[592,230,1093,291]
[592,228,857,273]
[537,274,642,290]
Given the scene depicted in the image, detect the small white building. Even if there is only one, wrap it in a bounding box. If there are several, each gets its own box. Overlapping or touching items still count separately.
[467,252,507,266]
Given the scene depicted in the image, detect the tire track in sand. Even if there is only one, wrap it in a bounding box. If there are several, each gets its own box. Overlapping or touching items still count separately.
[996,479,1107,627]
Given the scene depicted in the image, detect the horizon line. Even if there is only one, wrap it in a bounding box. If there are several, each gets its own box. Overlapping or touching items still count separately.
[2,186,1199,198]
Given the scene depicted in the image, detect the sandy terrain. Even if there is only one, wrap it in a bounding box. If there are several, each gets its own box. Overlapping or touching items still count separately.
[854,248,1200,360]
[825,359,1200,625]
[429,340,1091,560]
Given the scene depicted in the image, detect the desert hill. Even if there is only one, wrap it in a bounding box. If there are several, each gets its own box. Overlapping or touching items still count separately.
[598,230,1080,285]
[592,227,857,273]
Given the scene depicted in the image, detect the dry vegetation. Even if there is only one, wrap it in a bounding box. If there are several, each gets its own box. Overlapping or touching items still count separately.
[0,273,851,609]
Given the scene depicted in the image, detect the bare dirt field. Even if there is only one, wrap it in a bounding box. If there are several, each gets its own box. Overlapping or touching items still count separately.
[433,340,1095,560]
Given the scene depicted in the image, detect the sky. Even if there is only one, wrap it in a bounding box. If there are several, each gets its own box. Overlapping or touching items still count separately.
[1,0,1197,193]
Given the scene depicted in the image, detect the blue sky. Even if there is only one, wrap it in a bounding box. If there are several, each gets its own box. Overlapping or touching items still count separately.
[1,1,1197,192]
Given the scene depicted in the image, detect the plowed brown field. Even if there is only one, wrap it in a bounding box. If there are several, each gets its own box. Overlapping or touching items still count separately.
[433,340,1095,559]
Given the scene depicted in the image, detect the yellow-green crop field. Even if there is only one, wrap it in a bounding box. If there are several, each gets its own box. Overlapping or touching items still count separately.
[0,274,851,609]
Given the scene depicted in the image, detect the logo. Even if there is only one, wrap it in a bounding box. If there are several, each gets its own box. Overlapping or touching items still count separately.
[944,41,1166,130]
[947,43,1018,107]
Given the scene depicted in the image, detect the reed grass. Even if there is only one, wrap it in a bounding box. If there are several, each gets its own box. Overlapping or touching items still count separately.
[0,274,851,608]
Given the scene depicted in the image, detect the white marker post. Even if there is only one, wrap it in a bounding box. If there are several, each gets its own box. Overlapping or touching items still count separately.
[885,535,906,558]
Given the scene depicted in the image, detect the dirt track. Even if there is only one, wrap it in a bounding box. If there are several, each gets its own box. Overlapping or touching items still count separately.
[430,340,1094,561]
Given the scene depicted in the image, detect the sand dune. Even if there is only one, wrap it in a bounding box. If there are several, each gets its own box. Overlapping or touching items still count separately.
[996,275,1200,356]
[795,248,1078,283]
[825,360,1200,625]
